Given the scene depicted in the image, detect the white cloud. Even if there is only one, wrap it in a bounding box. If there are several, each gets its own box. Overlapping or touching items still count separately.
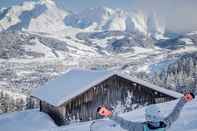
[131,0,197,33]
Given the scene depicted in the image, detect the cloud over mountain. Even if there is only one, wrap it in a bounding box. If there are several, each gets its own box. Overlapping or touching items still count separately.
[131,0,197,33]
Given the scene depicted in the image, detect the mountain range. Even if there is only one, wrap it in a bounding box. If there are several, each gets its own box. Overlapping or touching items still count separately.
[0,0,165,39]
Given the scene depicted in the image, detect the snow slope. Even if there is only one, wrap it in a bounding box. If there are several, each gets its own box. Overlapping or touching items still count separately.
[0,109,56,131]
[0,98,196,131]
[23,37,56,58]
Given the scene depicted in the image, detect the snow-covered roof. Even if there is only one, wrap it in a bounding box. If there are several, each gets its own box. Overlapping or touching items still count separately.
[32,69,183,106]
[118,73,183,99]
[32,69,114,106]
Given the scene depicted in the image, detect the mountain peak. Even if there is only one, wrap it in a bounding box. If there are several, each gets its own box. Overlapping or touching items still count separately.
[40,0,56,7]
[88,6,114,13]
[0,0,69,33]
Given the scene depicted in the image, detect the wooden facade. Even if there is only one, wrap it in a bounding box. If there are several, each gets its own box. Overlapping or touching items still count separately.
[38,75,175,126]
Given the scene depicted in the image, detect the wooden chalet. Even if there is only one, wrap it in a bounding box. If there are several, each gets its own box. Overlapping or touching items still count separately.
[31,69,183,126]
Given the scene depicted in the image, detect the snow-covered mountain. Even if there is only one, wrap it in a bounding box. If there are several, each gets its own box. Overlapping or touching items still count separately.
[64,7,128,31]
[0,0,70,34]
[0,0,165,38]
[64,7,165,38]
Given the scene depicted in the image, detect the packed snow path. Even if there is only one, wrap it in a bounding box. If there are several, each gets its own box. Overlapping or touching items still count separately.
[0,98,196,131]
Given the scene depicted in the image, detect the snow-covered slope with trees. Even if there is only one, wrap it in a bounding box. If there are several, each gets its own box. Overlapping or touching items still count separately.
[0,30,196,113]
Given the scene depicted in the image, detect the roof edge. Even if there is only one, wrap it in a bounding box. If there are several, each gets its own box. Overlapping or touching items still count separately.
[116,73,183,98]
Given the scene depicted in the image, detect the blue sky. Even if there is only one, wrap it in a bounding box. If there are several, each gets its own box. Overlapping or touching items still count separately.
[0,0,25,8]
[56,0,135,12]
[0,0,135,11]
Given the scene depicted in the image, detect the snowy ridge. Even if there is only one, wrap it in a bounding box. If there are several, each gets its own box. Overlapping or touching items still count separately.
[0,0,70,33]
[65,8,165,37]
[27,0,69,34]
[64,7,124,30]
